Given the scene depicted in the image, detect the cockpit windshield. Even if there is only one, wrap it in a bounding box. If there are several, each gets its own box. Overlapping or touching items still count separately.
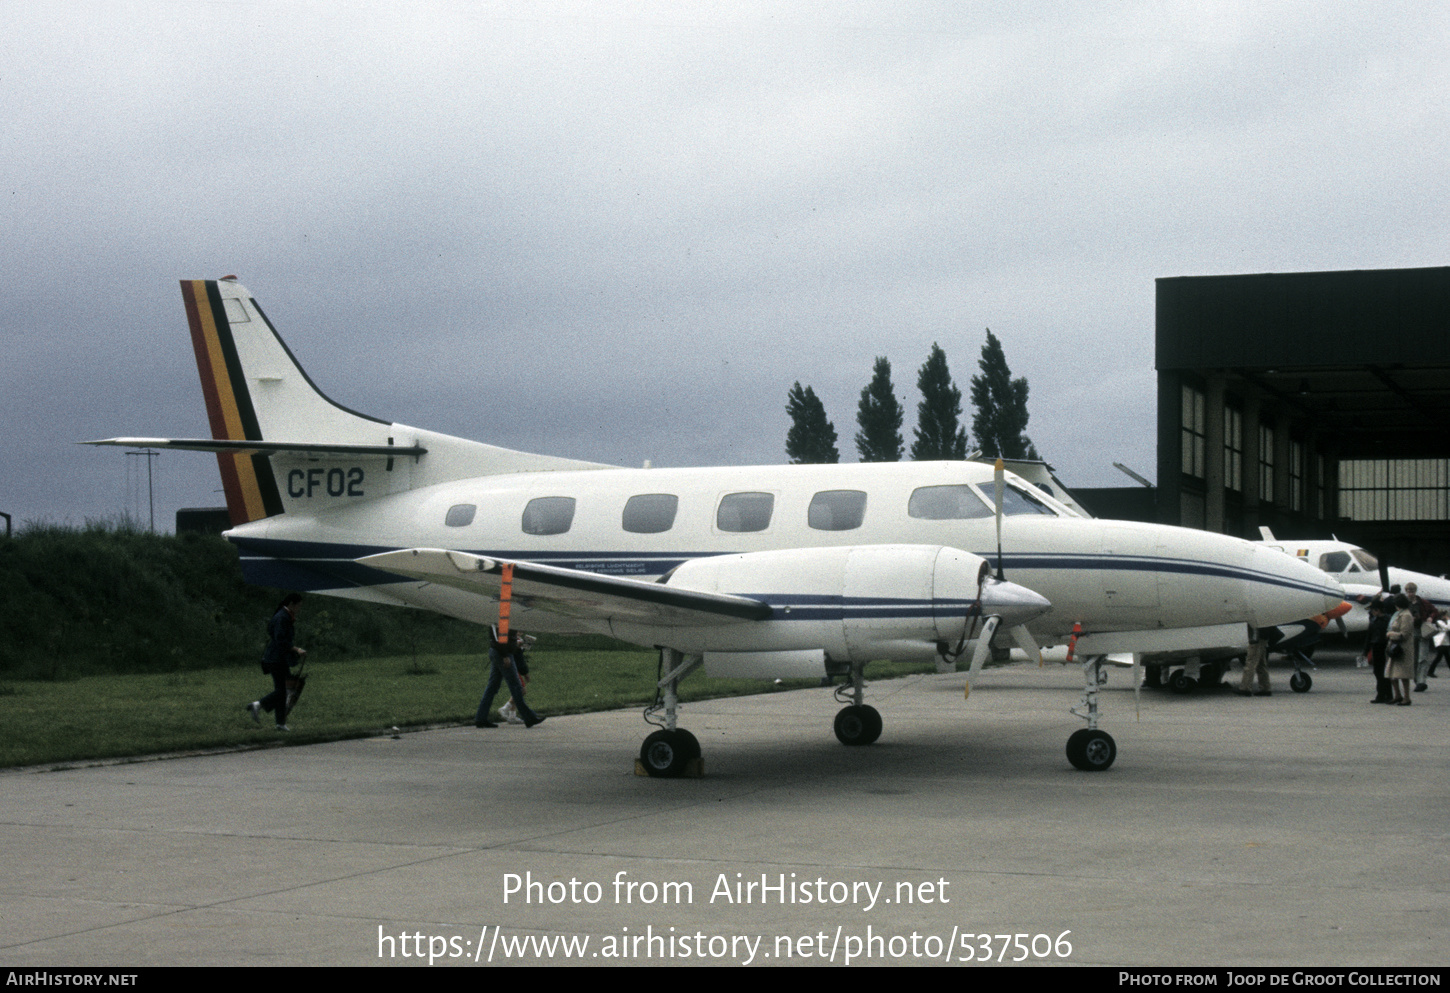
[1351,548,1379,572]
[990,483,1059,517]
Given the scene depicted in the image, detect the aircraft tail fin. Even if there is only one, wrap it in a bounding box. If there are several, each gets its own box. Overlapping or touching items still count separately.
[179,278,610,525]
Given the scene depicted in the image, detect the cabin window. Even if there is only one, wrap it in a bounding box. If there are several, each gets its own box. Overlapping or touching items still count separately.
[1318,551,1351,573]
[808,490,867,531]
[717,492,774,532]
[1000,484,1056,516]
[522,496,575,535]
[622,493,678,534]
[444,504,476,528]
[908,484,992,520]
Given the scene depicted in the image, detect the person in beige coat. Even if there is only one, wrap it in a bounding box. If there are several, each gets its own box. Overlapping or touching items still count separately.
[1386,593,1416,706]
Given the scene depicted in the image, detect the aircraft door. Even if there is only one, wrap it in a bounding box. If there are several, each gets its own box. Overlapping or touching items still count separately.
[1098,527,1163,619]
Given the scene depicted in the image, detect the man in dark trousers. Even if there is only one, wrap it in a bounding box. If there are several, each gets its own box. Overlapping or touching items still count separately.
[249,593,306,731]
[475,624,544,729]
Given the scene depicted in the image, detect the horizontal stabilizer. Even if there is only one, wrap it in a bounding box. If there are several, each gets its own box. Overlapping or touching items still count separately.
[83,438,427,458]
[357,549,773,627]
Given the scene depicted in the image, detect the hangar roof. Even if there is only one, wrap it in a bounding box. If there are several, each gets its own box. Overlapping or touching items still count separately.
[1156,266,1450,458]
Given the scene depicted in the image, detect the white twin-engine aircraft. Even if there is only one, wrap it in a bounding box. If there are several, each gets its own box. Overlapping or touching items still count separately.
[90,279,1345,776]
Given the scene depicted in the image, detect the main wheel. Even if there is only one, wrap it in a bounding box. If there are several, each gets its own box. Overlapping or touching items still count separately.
[833,705,883,746]
[1066,728,1117,771]
[1169,670,1196,694]
[640,729,696,777]
[1290,671,1312,693]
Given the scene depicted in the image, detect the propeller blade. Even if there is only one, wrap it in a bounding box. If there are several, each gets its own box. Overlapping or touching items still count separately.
[994,458,1005,580]
[965,614,1002,697]
[1132,653,1141,721]
[1379,561,1390,592]
[1008,623,1042,666]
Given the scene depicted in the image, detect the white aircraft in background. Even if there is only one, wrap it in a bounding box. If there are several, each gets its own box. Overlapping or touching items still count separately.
[1257,528,1450,632]
[88,279,1344,776]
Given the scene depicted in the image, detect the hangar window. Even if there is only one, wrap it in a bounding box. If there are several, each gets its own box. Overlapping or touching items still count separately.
[908,485,992,520]
[522,496,575,535]
[622,494,678,534]
[1289,439,1304,512]
[717,492,774,532]
[1338,459,1450,521]
[808,490,867,531]
[1181,384,1206,478]
[445,504,476,528]
[1223,404,1243,491]
[1258,425,1275,504]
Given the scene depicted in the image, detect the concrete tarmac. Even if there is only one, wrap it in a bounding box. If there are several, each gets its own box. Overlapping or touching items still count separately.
[1,648,1446,968]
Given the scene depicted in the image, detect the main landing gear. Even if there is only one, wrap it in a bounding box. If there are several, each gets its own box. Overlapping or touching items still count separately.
[833,662,881,746]
[639,648,706,778]
[1067,654,1117,771]
[638,650,887,777]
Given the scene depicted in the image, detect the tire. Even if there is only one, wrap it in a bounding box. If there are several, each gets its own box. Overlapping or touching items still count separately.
[1290,671,1312,693]
[1066,728,1117,771]
[1169,670,1196,694]
[833,705,883,746]
[640,729,693,777]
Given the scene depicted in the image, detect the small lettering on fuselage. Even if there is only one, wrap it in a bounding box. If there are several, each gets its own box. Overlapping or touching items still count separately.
[287,467,365,499]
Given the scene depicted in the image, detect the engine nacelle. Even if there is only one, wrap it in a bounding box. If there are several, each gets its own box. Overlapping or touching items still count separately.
[625,544,1046,666]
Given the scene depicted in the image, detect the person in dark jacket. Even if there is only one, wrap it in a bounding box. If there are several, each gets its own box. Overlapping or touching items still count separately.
[249,593,306,730]
[1364,597,1393,704]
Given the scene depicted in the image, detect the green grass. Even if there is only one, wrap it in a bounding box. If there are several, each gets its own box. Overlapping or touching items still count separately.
[0,651,939,768]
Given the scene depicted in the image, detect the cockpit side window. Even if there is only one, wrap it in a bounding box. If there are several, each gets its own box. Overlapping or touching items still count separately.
[1318,551,1351,573]
[908,485,992,520]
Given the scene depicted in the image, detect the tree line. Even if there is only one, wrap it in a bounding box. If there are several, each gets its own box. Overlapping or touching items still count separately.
[785,330,1038,465]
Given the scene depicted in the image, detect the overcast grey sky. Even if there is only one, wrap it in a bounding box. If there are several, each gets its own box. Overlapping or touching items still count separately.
[4,1,1446,530]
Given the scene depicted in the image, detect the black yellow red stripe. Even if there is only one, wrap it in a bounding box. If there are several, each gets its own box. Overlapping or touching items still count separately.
[181,279,283,525]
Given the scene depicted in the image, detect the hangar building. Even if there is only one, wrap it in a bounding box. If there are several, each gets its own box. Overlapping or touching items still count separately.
[1152,265,1450,575]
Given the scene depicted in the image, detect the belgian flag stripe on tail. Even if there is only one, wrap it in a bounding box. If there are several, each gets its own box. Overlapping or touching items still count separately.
[181,279,283,525]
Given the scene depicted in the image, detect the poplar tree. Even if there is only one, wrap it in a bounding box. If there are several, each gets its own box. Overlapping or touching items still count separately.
[785,382,840,464]
[854,356,904,462]
[970,328,1039,460]
[910,344,968,461]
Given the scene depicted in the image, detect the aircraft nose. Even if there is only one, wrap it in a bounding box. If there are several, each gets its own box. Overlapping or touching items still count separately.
[1246,543,1346,628]
[981,577,1053,628]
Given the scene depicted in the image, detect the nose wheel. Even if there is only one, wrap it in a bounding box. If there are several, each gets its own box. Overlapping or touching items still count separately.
[639,728,701,777]
[1068,654,1117,771]
[1066,728,1117,771]
[833,704,883,746]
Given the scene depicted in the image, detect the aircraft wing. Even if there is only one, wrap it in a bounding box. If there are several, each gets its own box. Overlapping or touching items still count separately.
[357,548,772,627]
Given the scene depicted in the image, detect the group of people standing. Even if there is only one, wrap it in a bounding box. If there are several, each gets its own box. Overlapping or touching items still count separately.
[1363,583,1445,706]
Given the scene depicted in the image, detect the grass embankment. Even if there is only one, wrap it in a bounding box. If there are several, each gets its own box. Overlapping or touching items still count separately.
[0,523,940,768]
[0,652,935,768]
